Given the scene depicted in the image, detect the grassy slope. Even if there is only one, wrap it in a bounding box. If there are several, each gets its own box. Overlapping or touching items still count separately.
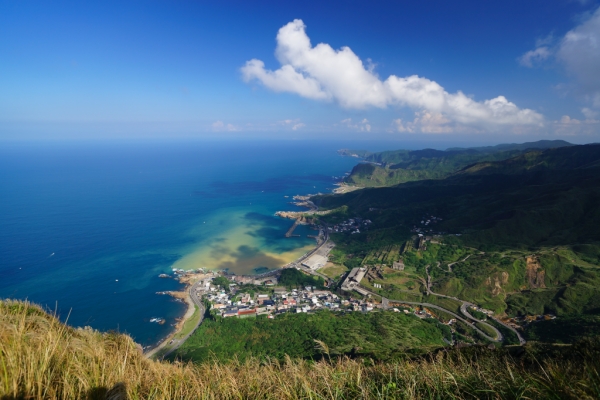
[174,311,448,363]
[3,299,600,399]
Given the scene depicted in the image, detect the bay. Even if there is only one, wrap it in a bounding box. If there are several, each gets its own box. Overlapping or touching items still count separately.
[0,139,362,346]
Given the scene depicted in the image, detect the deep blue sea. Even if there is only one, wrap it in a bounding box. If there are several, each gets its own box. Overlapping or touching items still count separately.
[0,140,366,346]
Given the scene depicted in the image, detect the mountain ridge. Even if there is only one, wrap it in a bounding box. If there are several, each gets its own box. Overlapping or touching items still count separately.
[339,140,575,187]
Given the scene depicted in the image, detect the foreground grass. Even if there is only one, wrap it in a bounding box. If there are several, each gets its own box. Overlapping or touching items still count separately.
[2,300,600,399]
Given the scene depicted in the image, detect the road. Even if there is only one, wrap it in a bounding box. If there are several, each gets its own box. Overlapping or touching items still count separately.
[447,254,471,272]
[362,287,501,342]
[355,264,527,345]
[145,279,206,360]
[423,265,526,345]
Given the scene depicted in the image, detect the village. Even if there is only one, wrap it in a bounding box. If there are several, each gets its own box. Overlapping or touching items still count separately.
[326,217,372,235]
[410,214,445,236]
[181,267,452,327]
[196,272,373,318]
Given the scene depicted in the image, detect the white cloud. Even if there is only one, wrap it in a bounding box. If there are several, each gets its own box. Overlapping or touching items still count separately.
[275,118,306,130]
[340,118,371,132]
[582,107,598,119]
[413,111,454,133]
[552,114,600,136]
[536,34,555,47]
[519,8,600,118]
[211,120,239,131]
[241,60,329,100]
[560,115,581,124]
[557,8,600,97]
[393,111,478,134]
[518,46,551,67]
[242,19,544,130]
[292,123,305,130]
[393,118,413,133]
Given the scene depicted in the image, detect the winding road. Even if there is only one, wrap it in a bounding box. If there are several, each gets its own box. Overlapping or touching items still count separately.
[366,288,501,342]
[355,263,526,345]
[424,265,526,345]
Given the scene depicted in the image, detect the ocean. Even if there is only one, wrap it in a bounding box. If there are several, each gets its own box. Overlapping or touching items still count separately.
[0,140,362,346]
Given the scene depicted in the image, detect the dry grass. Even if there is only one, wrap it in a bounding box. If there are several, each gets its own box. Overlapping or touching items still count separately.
[1,299,600,399]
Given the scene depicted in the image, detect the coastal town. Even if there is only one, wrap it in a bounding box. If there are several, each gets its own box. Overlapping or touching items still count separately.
[155,267,465,334]
[144,177,569,356]
[150,261,520,355]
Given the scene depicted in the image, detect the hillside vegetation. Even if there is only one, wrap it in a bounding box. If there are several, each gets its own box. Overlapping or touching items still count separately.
[319,145,600,249]
[315,144,600,338]
[340,139,572,187]
[174,310,449,363]
[3,299,600,399]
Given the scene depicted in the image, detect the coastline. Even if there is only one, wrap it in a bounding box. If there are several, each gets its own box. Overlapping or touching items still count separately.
[144,274,204,359]
[145,189,340,359]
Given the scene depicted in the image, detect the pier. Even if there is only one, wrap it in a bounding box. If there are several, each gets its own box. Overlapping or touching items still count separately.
[285,220,301,237]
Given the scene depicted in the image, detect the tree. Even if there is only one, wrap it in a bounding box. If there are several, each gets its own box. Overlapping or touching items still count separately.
[212,276,230,292]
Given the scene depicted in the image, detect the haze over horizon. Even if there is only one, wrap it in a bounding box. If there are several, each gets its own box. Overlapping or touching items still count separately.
[2,0,600,144]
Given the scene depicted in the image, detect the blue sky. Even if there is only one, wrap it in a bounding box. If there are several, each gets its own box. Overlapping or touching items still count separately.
[1,0,600,143]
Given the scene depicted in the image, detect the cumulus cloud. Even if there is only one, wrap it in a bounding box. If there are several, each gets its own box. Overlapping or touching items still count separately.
[519,46,551,67]
[521,8,600,111]
[560,115,581,124]
[557,8,600,96]
[582,107,598,119]
[242,60,329,100]
[551,113,600,136]
[393,118,413,133]
[393,111,479,134]
[276,119,306,130]
[340,118,371,132]
[242,19,544,130]
[292,123,305,130]
[212,120,239,131]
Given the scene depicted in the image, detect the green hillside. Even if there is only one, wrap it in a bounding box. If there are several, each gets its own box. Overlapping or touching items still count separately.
[174,310,449,363]
[315,144,600,328]
[341,139,573,187]
[319,144,600,248]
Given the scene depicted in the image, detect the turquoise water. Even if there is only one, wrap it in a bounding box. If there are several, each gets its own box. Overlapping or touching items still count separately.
[0,140,359,346]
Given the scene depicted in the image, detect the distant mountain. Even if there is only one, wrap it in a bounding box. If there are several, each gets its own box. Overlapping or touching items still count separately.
[446,139,574,153]
[320,143,600,248]
[340,140,574,187]
[337,149,373,158]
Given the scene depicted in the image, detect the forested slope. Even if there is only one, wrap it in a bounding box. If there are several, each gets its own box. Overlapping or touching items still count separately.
[316,144,600,335]
[341,139,573,187]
